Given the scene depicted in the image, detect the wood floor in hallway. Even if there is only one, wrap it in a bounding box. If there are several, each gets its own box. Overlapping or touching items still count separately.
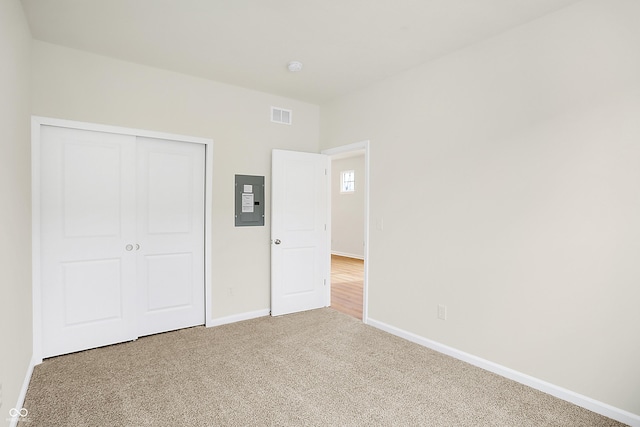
[331,254,364,320]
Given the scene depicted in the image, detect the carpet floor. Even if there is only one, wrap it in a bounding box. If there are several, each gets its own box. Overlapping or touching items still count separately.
[20,308,625,426]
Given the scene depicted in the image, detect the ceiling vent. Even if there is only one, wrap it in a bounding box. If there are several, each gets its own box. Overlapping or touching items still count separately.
[271,107,292,125]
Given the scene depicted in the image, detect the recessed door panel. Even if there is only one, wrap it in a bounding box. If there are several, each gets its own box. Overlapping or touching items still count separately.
[282,247,316,295]
[63,143,121,238]
[145,253,193,311]
[62,259,123,325]
[284,160,317,232]
[147,151,192,234]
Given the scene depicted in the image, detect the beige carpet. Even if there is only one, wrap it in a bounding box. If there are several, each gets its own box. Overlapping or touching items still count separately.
[21,308,625,426]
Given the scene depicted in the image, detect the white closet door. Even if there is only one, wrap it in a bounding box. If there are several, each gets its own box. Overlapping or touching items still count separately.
[40,126,138,358]
[135,137,205,337]
[40,127,206,358]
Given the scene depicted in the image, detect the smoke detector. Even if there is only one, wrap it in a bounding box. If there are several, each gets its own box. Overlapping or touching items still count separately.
[287,61,303,72]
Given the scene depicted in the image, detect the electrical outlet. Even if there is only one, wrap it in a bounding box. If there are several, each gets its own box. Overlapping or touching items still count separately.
[437,304,447,320]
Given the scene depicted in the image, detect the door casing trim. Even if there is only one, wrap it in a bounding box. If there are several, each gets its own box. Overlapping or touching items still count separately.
[321,140,370,323]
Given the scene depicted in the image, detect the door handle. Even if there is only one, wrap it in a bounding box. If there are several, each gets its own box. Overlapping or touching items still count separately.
[274,239,281,245]
[125,244,134,251]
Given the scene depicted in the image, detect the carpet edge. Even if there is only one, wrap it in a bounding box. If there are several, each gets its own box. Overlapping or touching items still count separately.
[367,317,639,427]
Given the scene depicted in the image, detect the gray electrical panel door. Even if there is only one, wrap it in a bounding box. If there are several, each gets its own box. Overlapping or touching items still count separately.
[235,175,265,226]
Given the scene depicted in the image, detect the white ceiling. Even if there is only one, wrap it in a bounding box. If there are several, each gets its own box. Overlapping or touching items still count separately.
[21,0,582,104]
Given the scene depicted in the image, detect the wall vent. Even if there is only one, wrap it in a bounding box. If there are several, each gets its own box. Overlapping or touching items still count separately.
[271,107,292,125]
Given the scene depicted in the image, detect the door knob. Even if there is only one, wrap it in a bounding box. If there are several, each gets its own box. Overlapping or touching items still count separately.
[125,244,133,251]
[274,239,281,245]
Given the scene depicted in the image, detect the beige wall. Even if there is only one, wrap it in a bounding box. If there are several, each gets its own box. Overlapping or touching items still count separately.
[0,0,32,416]
[320,0,640,416]
[331,155,365,258]
[31,41,321,320]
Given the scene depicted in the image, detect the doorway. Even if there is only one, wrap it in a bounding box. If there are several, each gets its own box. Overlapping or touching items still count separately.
[322,141,369,322]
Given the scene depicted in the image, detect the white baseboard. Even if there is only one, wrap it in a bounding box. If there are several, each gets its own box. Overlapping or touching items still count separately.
[367,318,640,427]
[7,356,36,427]
[207,308,270,327]
[331,251,364,260]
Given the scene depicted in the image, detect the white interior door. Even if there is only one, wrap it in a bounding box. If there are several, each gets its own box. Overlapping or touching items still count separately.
[40,126,138,358]
[271,149,329,316]
[40,126,205,358]
[136,137,205,337]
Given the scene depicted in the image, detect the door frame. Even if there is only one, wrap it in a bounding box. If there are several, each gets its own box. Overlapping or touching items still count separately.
[321,140,370,323]
[31,116,214,363]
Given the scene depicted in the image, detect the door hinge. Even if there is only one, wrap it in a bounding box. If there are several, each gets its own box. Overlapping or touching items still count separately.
[325,168,327,176]
[323,279,327,286]
[324,224,327,231]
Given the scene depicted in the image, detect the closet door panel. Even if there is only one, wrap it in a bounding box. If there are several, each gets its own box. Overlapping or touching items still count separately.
[40,126,137,358]
[136,137,205,337]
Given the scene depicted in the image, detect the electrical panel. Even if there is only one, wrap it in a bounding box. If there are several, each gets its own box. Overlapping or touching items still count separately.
[235,175,265,227]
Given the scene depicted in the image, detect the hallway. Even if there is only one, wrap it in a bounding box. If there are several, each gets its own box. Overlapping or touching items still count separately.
[330,255,364,320]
